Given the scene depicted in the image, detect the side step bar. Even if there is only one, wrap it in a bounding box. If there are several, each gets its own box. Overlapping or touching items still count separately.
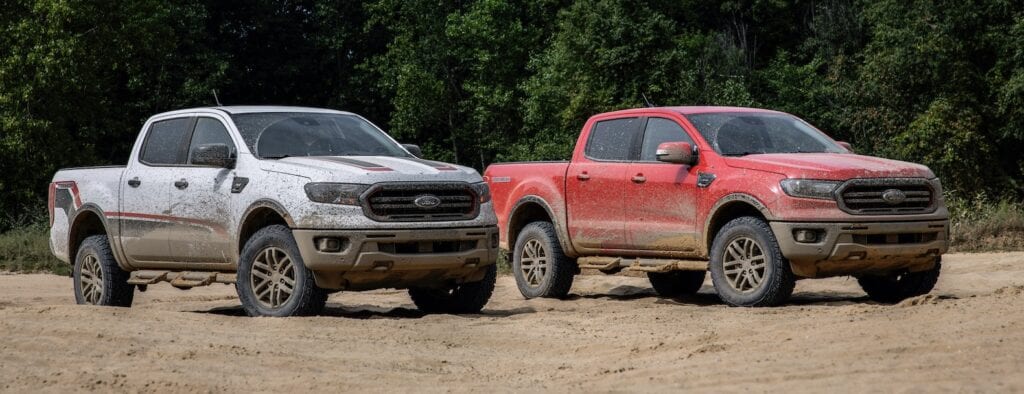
[128,270,237,289]
[577,256,707,274]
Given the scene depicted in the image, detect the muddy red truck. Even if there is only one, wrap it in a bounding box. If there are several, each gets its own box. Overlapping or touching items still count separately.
[485,106,949,306]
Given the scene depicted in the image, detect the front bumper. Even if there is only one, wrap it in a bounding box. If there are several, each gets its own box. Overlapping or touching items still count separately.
[293,226,499,290]
[770,220,948,278]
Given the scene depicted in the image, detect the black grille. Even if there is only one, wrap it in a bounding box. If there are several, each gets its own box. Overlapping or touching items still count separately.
[837,179,935,215]
[363,183,478,222]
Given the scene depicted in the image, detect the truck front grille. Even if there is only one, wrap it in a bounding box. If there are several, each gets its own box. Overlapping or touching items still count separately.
[362,183,479,222]
[837,179,935,215]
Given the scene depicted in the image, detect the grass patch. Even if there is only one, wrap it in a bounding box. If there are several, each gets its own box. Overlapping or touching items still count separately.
[0,222,68,275]
[947,195,1024,252]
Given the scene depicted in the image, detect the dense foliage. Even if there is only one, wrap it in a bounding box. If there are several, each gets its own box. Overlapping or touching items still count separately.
[2,0,1023,230]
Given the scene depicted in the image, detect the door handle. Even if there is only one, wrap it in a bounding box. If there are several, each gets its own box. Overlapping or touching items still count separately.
[577,172,591,181]
[632,174,646,183]
[127,177,141,188]
[173,179,189,189]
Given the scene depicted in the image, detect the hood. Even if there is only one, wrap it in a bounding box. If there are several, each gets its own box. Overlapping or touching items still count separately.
[723,153,935,180]
[259,155,483,183]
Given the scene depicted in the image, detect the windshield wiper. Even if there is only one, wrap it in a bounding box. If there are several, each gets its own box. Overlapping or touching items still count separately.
[262,154,292,159]
[721,151,764,157]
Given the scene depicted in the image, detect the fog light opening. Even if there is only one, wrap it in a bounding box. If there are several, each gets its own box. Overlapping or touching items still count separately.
[315,237,345,253]
[490,232,500,249]
[793,229,823,243]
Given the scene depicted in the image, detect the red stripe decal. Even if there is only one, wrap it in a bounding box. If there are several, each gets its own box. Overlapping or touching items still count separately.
[106,212,228,236]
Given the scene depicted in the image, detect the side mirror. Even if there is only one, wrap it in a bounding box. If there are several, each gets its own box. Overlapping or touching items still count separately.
[836,141,853,152]
[402,143,423,158]
[656,142,697,165]
[191,143,235,168]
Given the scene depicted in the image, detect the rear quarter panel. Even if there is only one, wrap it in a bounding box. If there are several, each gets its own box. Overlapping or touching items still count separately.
[484,162,570,251]
[49,167,125,263]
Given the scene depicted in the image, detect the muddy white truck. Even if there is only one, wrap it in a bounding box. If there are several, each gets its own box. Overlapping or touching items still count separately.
[49,106,499,316]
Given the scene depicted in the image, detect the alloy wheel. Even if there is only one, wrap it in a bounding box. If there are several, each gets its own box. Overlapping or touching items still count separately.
[520,239,548,288]
[722,237,766,293]
[250,247,296,309]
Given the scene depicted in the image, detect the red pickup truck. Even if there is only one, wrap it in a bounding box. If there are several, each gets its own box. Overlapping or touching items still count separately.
[484,106,949,306]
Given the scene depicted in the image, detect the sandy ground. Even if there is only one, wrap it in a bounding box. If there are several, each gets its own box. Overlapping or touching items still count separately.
[1,253,1023,393]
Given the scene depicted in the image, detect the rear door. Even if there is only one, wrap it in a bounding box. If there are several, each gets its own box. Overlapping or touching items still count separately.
[566,117,642,251]
[168,116,238,268]
[626,117,700,254]
[118,117,194,265]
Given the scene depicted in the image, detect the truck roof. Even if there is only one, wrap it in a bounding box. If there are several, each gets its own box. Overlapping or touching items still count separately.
[151,106,356,118]
[598,106,785,117]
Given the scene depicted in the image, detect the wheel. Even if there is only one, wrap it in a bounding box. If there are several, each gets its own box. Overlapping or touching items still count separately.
[236,225,327,317]
[647,270,706,297]
[409,264,497,314]
[512,221,575,299]
[73,235,134,307]
[708,216,795,307]
[857,258,941,303]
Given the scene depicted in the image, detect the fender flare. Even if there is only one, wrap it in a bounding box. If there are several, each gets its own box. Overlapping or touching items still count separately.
[68,203,133,271]
[236,199,296,251]
[701,193,775,254]
[509,195,578,258]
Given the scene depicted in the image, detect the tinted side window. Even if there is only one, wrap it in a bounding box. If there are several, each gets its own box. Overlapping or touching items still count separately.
[141,118,193,165]
[188,118,235,164]
[640,118,694,161]
[585,117,641,161]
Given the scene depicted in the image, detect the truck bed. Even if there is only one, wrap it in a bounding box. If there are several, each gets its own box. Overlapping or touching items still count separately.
[484,161,570,249]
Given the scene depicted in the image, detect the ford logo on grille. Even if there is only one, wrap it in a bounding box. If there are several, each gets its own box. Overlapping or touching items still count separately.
[413,194,442,209]
[881,189,907,205]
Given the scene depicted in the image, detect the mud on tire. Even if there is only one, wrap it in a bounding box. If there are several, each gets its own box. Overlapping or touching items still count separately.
[512,221,575,299]
[648,270,706,298]
[236,225,327,317]
[857,258,942,303]
[73,235,135,307]
[708,216,795,307]
[409,264,497,314]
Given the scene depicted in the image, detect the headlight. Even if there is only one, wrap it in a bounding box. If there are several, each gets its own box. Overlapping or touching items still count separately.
[304,183,369,205]
[470,182,491,203]
[780,179,840,200]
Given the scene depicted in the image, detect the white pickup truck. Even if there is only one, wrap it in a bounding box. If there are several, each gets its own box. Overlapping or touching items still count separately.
[49,106,499,316]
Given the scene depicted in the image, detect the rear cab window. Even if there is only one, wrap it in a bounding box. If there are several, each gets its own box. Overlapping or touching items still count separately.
[584,117,642,161]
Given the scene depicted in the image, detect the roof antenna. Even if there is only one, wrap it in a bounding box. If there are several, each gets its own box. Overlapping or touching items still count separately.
[641,93,656,108]
[212,89,222,106]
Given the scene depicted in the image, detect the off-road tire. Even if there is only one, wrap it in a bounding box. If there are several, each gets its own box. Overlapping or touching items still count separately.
[73,235,135,307]
[647,270,706,297]
[236,225,327,317]
[408,264,497,314]
[513,221,575,299]
[857,259,942,303]
[709,216,795,307]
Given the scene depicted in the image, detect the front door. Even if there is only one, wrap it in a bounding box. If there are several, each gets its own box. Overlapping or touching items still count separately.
[117,117,194,265]
[168,116,238,267]
[565,117,642,251]
[626,117,701,254]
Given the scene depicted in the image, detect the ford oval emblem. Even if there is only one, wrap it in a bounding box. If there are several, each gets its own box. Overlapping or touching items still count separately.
[413,194,442,209]
[881,189,906,205]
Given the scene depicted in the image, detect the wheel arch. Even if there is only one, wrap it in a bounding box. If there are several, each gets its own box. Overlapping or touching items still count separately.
[237,199,296,258]
[508,196,576,257]
[67,204,129,270]
[702,194,774,257]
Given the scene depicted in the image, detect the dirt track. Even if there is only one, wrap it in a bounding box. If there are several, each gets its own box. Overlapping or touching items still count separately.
[1,252,1023,392]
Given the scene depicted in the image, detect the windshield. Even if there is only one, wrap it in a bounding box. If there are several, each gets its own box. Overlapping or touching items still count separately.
[685,112,844,156]
[231,112,410,159]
